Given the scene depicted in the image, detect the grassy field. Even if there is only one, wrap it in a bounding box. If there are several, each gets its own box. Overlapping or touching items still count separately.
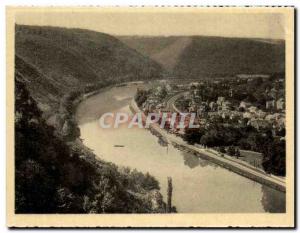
[240,150,263,169]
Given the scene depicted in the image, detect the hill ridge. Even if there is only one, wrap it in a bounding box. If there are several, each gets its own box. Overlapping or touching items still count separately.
[118,35,285,78]
[15,25,165,114]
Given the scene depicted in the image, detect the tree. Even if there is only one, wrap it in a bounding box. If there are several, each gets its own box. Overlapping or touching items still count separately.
[177,99,190,111]
[183,128,205,145]
[219,146,226,153]
[238,107,245,112]
[277,128,286,137]
[166,177,173,213]
[235,148,241,158]
[90,177,117,213]
[135,89,148,106]
[227,146,236,156]
[262,139,286,176]
[199,128,223,147]
[159,85,168,99]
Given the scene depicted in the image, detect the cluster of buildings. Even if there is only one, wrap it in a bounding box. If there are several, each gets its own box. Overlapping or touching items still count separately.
[142,95,164,113]
[142,84,176,113]
[140,80,286,136]
[266,97,285,110]
[185,93,286,133]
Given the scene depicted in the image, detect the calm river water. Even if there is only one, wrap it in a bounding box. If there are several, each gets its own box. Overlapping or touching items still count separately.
[76,83,285,213]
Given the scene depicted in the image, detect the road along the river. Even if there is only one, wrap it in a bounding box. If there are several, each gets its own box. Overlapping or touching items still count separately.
[131,99,285,192]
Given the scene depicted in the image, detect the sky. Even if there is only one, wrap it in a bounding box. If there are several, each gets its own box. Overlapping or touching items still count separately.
[15,8,286,39]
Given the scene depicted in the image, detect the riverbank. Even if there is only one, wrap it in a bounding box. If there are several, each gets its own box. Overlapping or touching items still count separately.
[46,82,170,213]
[130,98,285,192]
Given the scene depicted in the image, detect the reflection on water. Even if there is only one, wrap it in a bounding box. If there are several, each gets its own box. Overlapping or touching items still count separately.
[76,84,286,213]
[181,151,211,169]
[261,185,286,213]
[157,137,168,147]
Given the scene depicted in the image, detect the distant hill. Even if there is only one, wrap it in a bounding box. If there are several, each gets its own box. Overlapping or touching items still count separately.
[118,36,285,79]
[15,25,164,109]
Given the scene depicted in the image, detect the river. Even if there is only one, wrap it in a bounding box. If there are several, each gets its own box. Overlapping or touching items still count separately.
[75,83,285,213]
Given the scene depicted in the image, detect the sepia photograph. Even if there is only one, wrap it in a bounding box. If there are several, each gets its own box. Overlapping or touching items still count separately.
[6,6,294,227]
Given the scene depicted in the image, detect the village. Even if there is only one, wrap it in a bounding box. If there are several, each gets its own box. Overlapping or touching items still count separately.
[135,74,286,175]
[140,75,286,138]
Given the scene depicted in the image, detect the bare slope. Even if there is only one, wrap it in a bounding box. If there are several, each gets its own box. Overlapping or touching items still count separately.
[152,37,192,71]
[119,36,188,72]
[119,36,179,58]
